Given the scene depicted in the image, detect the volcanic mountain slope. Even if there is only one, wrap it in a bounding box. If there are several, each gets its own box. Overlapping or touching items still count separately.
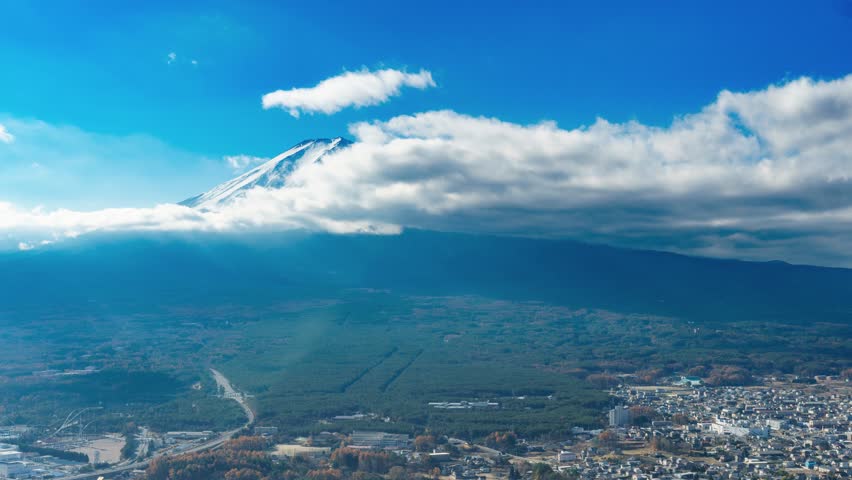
[181,137,351,209]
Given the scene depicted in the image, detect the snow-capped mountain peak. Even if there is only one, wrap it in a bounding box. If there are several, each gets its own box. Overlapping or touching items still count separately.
[181,137,351,209]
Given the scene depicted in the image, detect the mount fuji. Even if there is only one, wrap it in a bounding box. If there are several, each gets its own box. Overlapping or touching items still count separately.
[181,137,351,209]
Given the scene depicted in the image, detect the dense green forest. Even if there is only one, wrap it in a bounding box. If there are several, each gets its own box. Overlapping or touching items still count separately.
[213,292,849,437]
[1,232,850,439]
[2,286,847,440]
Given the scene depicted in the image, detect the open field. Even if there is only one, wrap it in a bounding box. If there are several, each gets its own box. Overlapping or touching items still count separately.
[273,444,331,457]
[70,435,124,464]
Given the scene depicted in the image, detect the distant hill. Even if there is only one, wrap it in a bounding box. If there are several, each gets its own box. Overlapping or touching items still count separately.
[2,229,852,325]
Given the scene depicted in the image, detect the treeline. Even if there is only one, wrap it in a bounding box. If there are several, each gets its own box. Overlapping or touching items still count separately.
[484,431,518,452]
[329,447,404,473]
[145,438,428,480]
[146,437,277,480]
[140,393,246,432]
[121,423,139,460]
[13,443,89,463]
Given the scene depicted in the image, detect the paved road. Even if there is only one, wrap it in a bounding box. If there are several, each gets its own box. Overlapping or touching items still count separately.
[210,368,255,424]
[66,369,254,480]
[449,438,522,461]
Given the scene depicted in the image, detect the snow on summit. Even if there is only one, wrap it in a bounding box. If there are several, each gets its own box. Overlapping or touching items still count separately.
[181,137,351,209]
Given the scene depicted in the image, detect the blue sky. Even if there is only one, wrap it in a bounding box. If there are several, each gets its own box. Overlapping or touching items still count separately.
[3,1,852,265]
[2,1,852,203]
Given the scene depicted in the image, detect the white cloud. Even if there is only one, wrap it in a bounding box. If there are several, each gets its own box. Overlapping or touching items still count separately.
[224,154,268,172]
[0,200,395,244]
[3,74,852,266]
[167,52,177,64]
[0,124,13,144]
[262,68,436,117]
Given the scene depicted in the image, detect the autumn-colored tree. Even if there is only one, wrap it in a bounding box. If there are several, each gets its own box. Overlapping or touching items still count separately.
[705,366,754,386]
[307,469,343,480]
[484,431,518,451]
[596,430,618,450]
[586,373,619,388]
[671,413,690,425]
[145,436,274,480]
[329,447,394,474]
[228,436,269,451]
[414,435,436,452]
[388,466,408,480]
[635,368,664,384]
[330,448,360,471]
[628,405,657,426]
[357,450,391,473]
[224,467,264,480]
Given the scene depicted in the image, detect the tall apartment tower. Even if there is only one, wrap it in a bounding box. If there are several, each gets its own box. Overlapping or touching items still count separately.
[608,405,630,426]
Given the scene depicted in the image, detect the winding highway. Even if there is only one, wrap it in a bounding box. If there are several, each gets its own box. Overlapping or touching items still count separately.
[66,369,254,479]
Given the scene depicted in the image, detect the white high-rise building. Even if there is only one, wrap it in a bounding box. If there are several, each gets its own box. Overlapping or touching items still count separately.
[608,405,630,426]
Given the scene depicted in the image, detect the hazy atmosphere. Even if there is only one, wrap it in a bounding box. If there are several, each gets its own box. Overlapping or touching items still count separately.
[1,2,851,480]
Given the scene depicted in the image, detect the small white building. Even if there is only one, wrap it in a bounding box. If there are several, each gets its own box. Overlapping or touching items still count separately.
[766,419,786,430]
[557,450,577,463]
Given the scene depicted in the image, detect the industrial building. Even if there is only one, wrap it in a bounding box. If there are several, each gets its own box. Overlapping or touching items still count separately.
[349,431,411,450]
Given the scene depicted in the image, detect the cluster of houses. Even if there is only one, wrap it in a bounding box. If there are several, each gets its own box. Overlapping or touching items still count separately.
[262,375,849,480]
[435,455,493,480]
[554,377,851,479]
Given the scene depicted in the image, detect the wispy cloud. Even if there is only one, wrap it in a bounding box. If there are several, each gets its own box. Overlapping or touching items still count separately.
[262,68,436,117]
[0,124,13,144]
[224,154,268,172]
[17,239,52,251]
[4,75,852,267]
[165,52,200,68]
